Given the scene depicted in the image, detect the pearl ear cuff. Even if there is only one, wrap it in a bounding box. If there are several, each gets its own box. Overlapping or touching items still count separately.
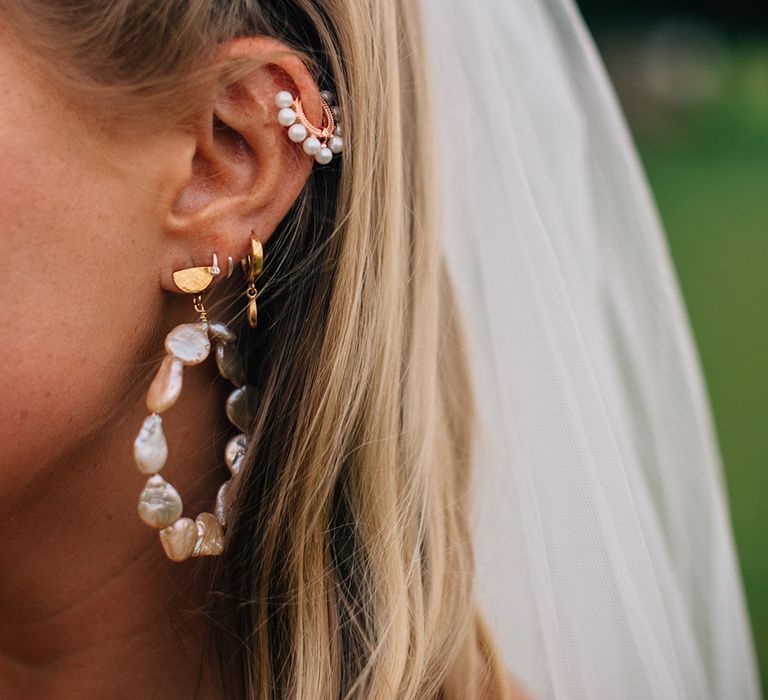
[275,89,343,165]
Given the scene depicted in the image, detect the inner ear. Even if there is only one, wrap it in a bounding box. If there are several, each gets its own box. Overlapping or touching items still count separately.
[212,113,249,160]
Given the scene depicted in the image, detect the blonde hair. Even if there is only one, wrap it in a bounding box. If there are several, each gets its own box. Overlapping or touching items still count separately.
[8,1,508,697]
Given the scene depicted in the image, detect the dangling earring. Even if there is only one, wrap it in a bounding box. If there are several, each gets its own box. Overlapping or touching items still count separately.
[132,251,253,562]
[243,234,264,329]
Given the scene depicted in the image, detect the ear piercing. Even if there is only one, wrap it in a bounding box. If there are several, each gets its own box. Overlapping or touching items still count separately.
[275,89,344,165]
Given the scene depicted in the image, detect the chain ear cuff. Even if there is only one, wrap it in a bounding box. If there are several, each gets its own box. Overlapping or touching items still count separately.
[275,89,343,165]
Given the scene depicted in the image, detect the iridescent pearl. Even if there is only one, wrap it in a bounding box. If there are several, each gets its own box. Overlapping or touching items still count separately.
[133,414,168,474]
[320,90,334,105]
[192,512,225,557]
[165,322,210,365]
[159,517,197,561]
[331,106,341,121]
[334,124,342,137]
[315,147,333,165]
[137,475,183,529]
[329,136,343,154]
[225,387,254,431]
[274,91,294,109]
[214,480,231,526]
[288,123,308,143]
[146,355,183,413]
[215,342,246,387]
[224,434,247,475]
[208,321,236,343]
[302,136,321,156]
[277,108,297,127]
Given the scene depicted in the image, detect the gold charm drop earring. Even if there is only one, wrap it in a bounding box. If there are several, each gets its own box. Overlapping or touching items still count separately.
[243,234,264,329]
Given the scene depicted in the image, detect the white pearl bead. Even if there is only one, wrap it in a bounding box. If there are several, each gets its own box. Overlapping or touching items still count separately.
[331,106,341,120]
[329,136,343,154]
[287,123,307,143]
[146,355,184,413]
[137,475,183,529]
[165,322,211,365]
[333,124,342,136]
[134,414,168,474]
[302,136,321,155]
[274,91,293,108]
[315,147,333,165]
[277,108,297,127]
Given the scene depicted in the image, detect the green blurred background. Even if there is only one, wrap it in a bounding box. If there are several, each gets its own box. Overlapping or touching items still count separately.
[578,1,768,693]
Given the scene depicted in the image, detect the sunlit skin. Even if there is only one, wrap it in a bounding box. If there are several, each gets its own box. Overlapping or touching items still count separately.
[0,25,320,697]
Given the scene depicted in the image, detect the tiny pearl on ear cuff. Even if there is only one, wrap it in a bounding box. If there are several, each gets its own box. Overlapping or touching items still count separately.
[275,89,344,166]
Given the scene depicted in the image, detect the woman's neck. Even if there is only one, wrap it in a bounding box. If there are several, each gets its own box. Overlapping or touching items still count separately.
[0,327,229,698]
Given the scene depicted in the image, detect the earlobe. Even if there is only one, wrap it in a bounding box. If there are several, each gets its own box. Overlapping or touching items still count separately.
[161,37,327,291]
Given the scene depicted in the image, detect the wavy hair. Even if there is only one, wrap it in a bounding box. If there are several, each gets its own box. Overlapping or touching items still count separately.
[6,1,507,696]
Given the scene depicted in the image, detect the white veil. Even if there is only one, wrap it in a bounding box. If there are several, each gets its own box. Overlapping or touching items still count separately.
[422,0,762,697]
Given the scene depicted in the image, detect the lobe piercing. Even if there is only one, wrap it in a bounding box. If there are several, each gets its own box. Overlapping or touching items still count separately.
[227,256,234,279]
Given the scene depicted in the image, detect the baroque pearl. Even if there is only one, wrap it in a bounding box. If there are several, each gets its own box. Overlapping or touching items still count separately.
[274,90,293,109]
[302,136,321,156]
[277,107,297,127]
[329,136,343,154]
[193,512,225,557]
[137,475,183,528]
[224,434,247,475]
[146,354,183,413]
[165,322,210,365]
[208,321,236,344]
[315,147,333,165]
[215,342,246,387]
[133,414,168,474]
[215,480,231,526]
[226,387,256,431]
[159,517,197,561]
[288,123,308,143]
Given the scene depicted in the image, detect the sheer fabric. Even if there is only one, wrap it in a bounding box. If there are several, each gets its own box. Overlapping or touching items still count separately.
[422,0,761,697]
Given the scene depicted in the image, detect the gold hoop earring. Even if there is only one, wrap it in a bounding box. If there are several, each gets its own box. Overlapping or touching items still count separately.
[243,234,264,329]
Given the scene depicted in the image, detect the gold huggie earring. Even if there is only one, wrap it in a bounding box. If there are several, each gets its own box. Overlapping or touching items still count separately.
[243,234,264,328]
[132,251,254,562]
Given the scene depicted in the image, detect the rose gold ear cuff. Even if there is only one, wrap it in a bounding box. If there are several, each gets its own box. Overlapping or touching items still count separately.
[274,90,343,165]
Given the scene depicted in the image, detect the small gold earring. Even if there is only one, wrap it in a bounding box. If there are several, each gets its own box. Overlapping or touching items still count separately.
[172,253,220,294]
[243,235,264,328]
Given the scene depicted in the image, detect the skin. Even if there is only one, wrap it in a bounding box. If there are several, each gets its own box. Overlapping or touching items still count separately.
[0,27,319,698]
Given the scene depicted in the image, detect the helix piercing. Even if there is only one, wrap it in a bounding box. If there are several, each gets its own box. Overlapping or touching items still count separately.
[227,256,234,279]
[274,89,343,165]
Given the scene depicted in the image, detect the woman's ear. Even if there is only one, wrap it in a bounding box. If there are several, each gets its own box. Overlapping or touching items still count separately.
[160,36,324,291]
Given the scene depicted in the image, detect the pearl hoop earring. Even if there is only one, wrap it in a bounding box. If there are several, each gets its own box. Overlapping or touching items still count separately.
[275,89,344,165]
[132,245,263,562]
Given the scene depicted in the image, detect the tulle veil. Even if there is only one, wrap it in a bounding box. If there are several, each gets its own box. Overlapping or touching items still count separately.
[422,0,762,697]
